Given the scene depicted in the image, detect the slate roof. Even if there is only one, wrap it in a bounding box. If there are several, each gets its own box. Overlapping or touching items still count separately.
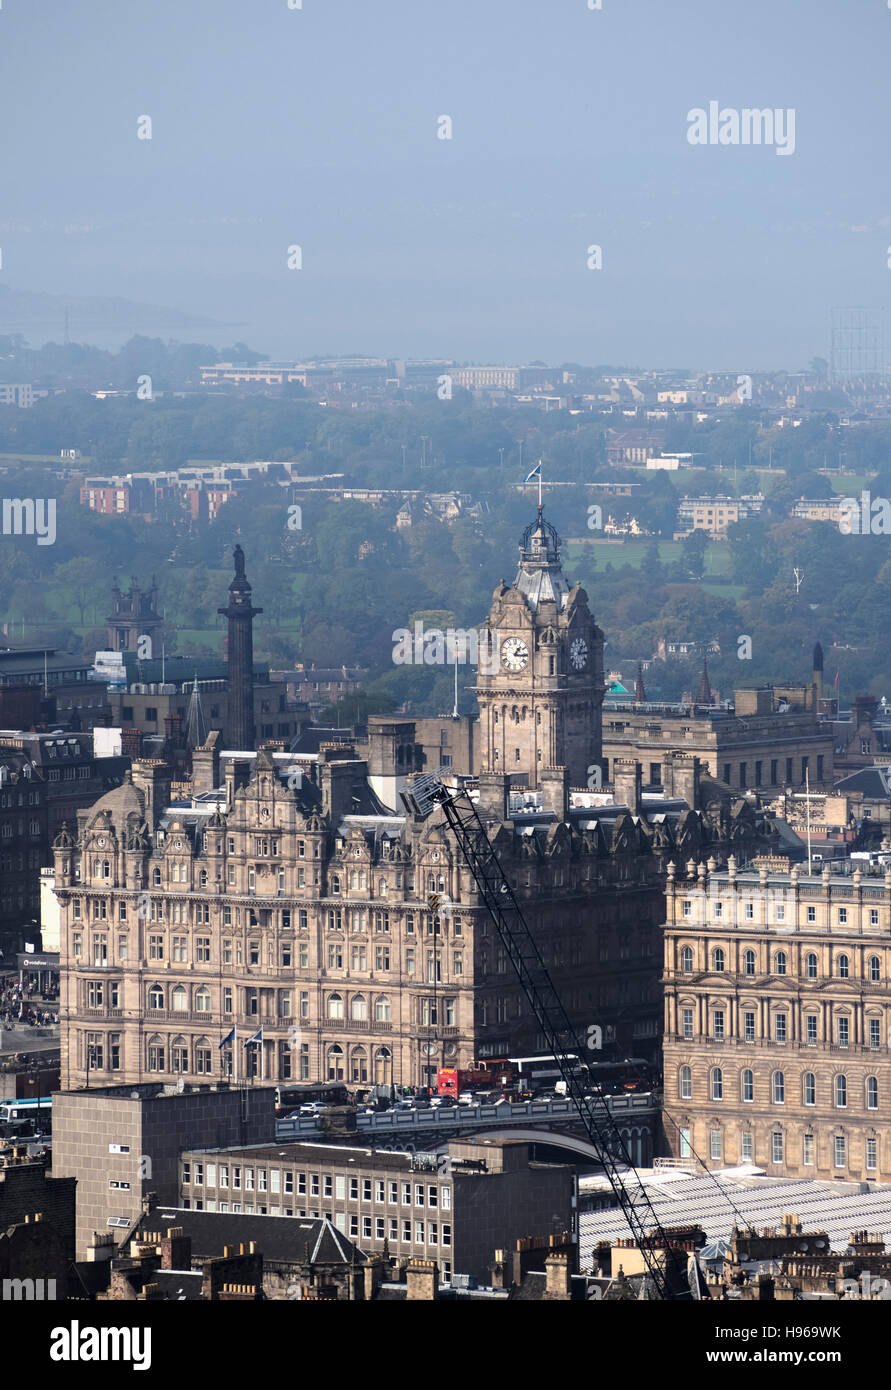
[133,1209,367,1266]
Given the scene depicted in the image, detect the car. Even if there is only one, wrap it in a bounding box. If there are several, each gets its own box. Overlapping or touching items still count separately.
[393,1099,414,1111]
[298,1101,327,1115]
[457,1091,475,1106]
[430,1095,455,1108]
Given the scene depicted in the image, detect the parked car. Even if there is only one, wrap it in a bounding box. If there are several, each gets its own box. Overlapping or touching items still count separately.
[457,1091,475,1106]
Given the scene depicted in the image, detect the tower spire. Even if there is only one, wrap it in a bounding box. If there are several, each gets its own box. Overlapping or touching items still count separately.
[696,655,712,706]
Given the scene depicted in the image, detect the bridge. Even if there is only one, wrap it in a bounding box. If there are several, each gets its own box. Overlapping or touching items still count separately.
[276,1092,658,1165]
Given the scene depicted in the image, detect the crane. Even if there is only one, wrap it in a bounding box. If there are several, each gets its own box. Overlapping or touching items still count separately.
[402,772,696,1300]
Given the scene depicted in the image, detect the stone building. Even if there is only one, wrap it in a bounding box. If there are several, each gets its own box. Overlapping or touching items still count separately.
[663,857,891,1182]
[53,507,778,1095]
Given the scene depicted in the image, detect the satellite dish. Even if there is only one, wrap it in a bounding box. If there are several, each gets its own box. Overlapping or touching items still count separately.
[130,1091,140,1100]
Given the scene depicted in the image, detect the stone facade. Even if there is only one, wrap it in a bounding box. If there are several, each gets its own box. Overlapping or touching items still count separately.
[663,859,891,1182]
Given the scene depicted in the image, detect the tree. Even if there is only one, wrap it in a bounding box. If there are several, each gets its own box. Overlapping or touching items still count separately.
[680,529,709,580]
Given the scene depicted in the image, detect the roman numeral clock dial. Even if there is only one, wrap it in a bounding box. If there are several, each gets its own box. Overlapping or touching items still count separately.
[570,637,588,671]
[500,637,529,672]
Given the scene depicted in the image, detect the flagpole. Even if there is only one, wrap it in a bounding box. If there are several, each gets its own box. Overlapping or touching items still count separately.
[234,1027,238,1086]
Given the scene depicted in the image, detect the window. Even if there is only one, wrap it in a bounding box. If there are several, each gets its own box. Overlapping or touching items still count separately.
[835,1074,847,1108]
[834,1135,846,1169]
[774,951,787,976]
[741,1069,753,1103]
[350,994,367,1022]
[681,946,693,973]
[867,1138,877,1171]
[740,1131,753,1162]
[711,1067,723,1102]
[773,1072,785,1105]
[870,1018,881,1049]
[744,950,755,976]
[803,1073,816,1106]
[774,1013,787,1044]
[807,905,816,923]
[838,1016,850,1048]
[743,1011,755,1044]
[713,948,725,972]
[806,952,818,980]
[803,1134,815,1166]
[712,1010,724,1041]
[682,900,692,919]
[709,1130,722,1161]
[771,1132,783,1164]
[679,1066,692,1100]
[870,956,881,982]
[713,901,723,920]
[871,909,880,927]
[148,984,164,1011]
[867,1076,878,1110]
[682,1008,694,1041]
[806,1015,818,1045]
[837,954,849,979]
[743,902,754,921]
[327,993,344,1020]
[374,995,391,1022]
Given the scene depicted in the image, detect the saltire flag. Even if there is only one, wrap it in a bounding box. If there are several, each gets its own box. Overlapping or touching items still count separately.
[219,1028,235,1049]
[244,1029,264,1046]
[523,461,542,484]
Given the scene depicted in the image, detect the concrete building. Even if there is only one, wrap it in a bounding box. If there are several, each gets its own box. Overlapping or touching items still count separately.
[663,858,891,1182]
[176,1136,574,1285]
[676,494,764,537]
[51,1081,276,1258]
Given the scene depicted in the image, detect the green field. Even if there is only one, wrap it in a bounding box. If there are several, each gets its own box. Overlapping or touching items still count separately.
[565,538,731,576]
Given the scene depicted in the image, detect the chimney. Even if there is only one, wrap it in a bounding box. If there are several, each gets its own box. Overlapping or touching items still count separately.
[320,754,358,826]
[160,1227,192,1271]
[191,730,221,795]
[671,754,701,810]
[613,758,642,813]
[405,1259,439,1301]
[130,759,172,829]
[539,767,570,821]
[477,772,510,822]
[363,1257,386,1301]
[543,1252,573,1300]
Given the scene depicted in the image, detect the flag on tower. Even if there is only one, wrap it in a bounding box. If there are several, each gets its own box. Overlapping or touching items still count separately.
[523,461,542,484]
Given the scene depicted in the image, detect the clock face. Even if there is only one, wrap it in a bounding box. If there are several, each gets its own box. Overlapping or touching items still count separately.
[570,637,588,671]
[501,637,529,672]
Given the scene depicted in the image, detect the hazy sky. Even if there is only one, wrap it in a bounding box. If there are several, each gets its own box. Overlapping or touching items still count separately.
[1,0,889,369]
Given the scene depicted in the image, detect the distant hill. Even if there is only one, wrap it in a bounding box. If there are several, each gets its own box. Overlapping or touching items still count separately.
[0,283,228,339]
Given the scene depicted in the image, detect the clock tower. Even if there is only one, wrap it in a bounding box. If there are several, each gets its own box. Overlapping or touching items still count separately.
[475,506,606,789]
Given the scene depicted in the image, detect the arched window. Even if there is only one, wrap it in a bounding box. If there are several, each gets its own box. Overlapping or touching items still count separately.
[870,956,881,983]
[327,1044,344,1080]
[375,994,391,1022]
[331,874,341,895]
[172,1036,188,1072]
[171,985,187,1013]
[350,994,367,1021]
[327,993,344,1020]
[803,1072,816,1106]
[835,1074,847,1108]
[774,951,787,976]
[837,954,850,979]
[200,869,207,888]
[152,867,161,886]
[773,1072,785,1104]
[744,949,756,976]
[681,946,693,973]
[147,1035,165,1071]
[806,952,818,980]
[148,984,164,1010]
[713,948,725,972]
[867,1076,879,1110]
[374,1046,392,1084]
[741,1069,754,1102]
[679,1066,692,1100]
[195,986,210,1013]
[350,1046,368,1083]
[711,1067,723,1101]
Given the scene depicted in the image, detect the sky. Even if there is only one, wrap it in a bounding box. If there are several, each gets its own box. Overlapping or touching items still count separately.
[0,0,889,370]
